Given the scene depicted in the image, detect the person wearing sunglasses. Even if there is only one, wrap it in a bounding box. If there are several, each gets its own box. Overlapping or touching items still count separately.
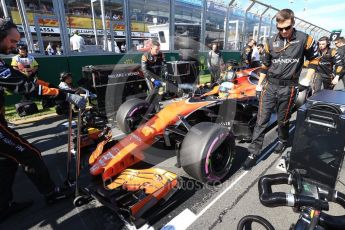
[243,9,319,170]
[311,36,344,94]
[332,37,345,87]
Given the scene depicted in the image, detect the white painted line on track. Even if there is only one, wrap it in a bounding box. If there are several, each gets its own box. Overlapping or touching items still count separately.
[195,171,248,219]
[160,171,248,230]
[161,209,197,230]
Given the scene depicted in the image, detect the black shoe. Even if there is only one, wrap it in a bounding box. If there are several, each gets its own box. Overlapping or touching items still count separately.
[45,187,70,205]
[0,201,33,222]
[274,141,287,154]
[242,154,257,170]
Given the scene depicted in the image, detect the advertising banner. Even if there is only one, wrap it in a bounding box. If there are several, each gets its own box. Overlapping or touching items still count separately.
[11,10,148,32]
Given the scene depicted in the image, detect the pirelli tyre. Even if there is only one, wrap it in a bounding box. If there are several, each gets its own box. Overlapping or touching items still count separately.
[116,98,150,134]
[180,122,235,183]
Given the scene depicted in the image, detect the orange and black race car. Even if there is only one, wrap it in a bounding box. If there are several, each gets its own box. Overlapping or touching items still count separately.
[77,67,267,223]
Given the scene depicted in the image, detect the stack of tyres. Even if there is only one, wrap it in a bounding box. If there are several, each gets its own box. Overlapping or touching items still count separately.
[166,60,198,87]
[288,89,345,189]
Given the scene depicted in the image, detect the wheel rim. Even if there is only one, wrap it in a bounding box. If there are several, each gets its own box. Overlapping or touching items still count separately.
[126,105,148,131]
[206,137,233,180]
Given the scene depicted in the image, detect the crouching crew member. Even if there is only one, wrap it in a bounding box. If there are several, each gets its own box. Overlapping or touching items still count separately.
[0,19,86,221]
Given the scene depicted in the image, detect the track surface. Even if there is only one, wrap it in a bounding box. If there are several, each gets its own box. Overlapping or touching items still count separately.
[2,82,345,230]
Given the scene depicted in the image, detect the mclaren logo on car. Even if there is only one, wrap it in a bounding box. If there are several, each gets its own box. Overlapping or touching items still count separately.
[272,58,300,64]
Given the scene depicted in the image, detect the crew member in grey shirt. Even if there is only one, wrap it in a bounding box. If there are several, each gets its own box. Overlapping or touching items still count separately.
[207,43,224,83]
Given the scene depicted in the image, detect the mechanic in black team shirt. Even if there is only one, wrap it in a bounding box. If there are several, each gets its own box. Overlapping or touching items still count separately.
[0,19,86,222]
[141,40,167,109]
[141,40,166,91]
[333,37,345,87]
[242,9,319,170]
[311,36,344,94]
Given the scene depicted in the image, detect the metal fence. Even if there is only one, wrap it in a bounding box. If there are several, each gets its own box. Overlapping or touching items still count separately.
[224,0,331,50]
[0,0,331,56]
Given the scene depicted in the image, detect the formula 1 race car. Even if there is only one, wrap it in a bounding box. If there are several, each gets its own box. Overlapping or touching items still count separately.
[74,65,311,227]
[77,67,268,222]
[91,67,263,179]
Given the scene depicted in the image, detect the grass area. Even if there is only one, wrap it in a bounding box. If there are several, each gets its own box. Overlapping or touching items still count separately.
[5,101,56,122]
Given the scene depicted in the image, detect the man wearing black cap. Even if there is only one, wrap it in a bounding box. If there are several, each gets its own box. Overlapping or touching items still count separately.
[11,44,38,78]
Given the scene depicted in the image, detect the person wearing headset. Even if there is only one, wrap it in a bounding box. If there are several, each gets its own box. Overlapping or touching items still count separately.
[0,19,86,222]
[58,72,76,92]
[11,44,39,101]
[312,36,344,94]
[11,44,38,79]
[54,72,78,115]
